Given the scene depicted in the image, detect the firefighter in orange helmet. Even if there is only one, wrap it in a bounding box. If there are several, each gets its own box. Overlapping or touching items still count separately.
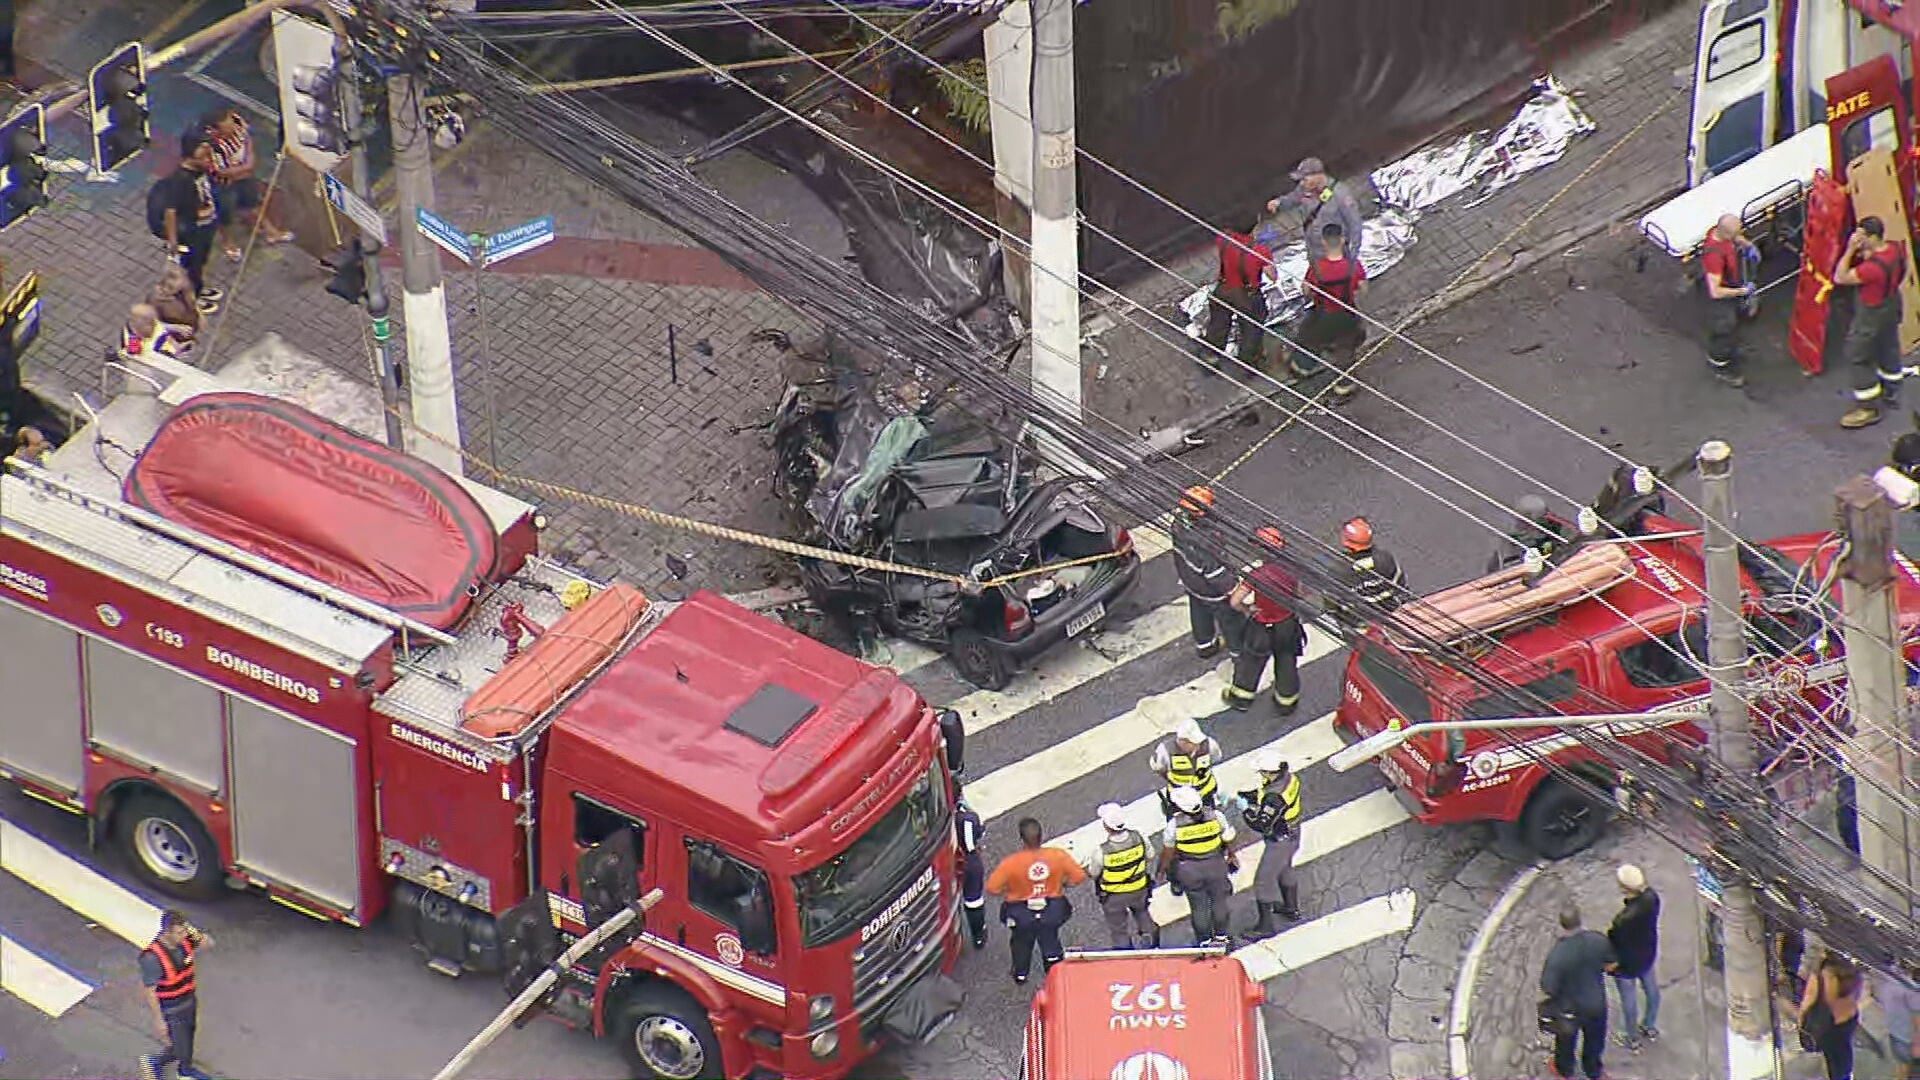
[1173,485,1244,659]
[1330,517,1405,632]
[1224,526,1304,715]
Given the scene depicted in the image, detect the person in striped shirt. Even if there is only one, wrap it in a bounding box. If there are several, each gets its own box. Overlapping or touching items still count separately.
[201,108,293,260]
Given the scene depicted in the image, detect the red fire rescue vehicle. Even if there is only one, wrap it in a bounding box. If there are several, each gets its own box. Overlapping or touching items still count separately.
[1332,467,1880,859]
[0,336,964,1080]
[1020,947,1273,1080]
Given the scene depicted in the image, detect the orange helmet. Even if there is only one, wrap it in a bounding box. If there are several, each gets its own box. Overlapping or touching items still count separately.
[1254,525,1286,550]
[1179,485,1215,515]
[1340,517,1374,552]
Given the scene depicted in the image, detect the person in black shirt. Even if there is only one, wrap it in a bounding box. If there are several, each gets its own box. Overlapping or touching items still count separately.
[148,134,224,314]
[1540,905,1618,1079]
[138,909,213,1080]
[1607,864,1661,1049]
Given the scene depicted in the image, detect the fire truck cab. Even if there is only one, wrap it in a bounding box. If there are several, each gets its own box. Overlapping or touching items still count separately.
[0,335,963,1080]
[1332,468,1878,859]
[1020,948,1273,1080]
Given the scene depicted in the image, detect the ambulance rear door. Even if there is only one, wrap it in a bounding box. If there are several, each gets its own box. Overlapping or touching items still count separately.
[1689,0,1784,186]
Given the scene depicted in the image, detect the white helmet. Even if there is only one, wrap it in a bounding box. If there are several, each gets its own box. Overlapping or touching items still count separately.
[1098,802,1128,832]
[1176,718,1206,745]
[1168,786,1203,813]
[1253,749,1287,775]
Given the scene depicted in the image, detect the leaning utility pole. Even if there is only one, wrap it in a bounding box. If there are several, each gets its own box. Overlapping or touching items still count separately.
[982,0,1032,316]
[386,72,463,476]
[1027,0,1080,427]
[1833,476,1919,923]
[1697,440,1782,1080]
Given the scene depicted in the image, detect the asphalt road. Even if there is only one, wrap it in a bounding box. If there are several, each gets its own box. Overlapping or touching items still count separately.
[0,225,1897,1080]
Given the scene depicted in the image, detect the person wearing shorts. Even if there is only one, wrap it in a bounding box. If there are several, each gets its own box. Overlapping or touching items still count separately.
[201,108,293,259]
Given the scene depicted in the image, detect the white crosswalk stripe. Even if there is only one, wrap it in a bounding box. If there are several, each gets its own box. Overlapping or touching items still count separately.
[0,819,165,1017]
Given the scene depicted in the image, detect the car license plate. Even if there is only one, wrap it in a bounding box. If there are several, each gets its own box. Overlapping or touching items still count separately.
[1066,604,1105,638]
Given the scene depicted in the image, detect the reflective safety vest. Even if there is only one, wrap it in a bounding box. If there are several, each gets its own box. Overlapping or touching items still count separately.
[1266,775,1304,829]
[145,938,196,1001]
[1172,811,1225,859]
[1165,747,1218,800]
[1098,831,1150,893]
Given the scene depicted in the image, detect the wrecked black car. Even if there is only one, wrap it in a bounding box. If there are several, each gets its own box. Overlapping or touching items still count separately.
[771,340,1140,689]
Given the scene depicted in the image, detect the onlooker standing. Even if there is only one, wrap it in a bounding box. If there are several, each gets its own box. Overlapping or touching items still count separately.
[1606,864,1661,1050]
[1835,216,1910,430]
[1539,904,1618,1080]
[201,107,293,260]
[1800,951,1863,1080]
[139,909,213,1080]
[1699,214,1758,388]
[146,134,223,314]
[983,817,1085,985]
[1876,961,1920,1080]
[1289,222,1368,398]
[1200,220,1274,367]
[146,264,203,337]
[1267,156,1366,255]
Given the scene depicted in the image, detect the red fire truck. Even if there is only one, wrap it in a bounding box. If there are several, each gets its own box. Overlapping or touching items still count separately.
[0,336,964,1080]
[1020,948,1273,1080]
[1331,467,1880,859]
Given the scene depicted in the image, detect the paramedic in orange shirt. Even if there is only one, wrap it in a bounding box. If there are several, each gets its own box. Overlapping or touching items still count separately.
[985,817,1087,985]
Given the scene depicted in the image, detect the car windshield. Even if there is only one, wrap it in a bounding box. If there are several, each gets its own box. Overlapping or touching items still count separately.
[792,762,948,947]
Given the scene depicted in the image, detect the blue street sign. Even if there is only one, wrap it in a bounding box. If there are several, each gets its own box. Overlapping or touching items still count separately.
[416,207,476,265]
[482,215,554,267]
[320,173,387,244]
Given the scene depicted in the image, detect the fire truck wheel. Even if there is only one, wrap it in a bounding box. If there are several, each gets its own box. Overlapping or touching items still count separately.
[947,629,1012,690]
[611,983,722,1080]
[1519,779,1608,860]
[115,792,225,899]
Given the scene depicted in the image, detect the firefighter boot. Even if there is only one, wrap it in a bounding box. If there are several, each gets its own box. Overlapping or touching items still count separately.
[1195,632,1225,660]
[1278,885,1302,922]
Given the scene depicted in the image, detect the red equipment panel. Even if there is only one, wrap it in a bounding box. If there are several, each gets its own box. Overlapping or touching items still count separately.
[123,392,500,630]
[1790,170,1849,375]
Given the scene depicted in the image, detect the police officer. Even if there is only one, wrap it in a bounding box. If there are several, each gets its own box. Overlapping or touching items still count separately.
[1224,526,1304,715]
[984,817,1087,984]
[1156,786,1239,945]
[1235,750,1304,942]
[1333,517,1406,616]
[1150,718,1224,818]
[956,786,987,949]
[139,910,213,1080]
[1085,802,1158,949]
[1173,485,1243,659]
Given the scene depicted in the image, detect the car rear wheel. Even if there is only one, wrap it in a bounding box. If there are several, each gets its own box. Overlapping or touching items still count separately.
[611,983,723,1080]
[946,629,1012,690]
[1520,779,1608,860]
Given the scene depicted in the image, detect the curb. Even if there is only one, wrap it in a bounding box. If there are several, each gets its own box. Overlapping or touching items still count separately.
[1446,862,1546,1080]
[1145,191,1682,457]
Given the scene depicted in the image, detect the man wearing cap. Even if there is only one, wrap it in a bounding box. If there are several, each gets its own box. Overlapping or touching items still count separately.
[1150,719,1224,818]
[1173,485,1243,660]
[1155,786,1239,945]
[1607,864,1661,1050]
[984,817,1087,985]
[955,786,988,949]
[1234,752,1304,941]
[1225,526,1305,715]
[1267,156,1366,259]
[1084,802,1158,949]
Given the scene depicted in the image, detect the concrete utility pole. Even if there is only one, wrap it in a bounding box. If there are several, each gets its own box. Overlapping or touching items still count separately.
[339,59,406,451]
[1833,476,1919,922]
[1027,0,1080,426]
[1697,441,1782,1080]
[982,0,1032,317]
[386,73,463,476]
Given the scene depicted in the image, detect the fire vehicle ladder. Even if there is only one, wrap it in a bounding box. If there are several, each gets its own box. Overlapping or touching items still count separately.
[1389,541,1636,651]
[0,462,457,657]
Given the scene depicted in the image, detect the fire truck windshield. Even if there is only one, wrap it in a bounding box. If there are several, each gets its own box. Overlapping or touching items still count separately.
[793,761,947,947]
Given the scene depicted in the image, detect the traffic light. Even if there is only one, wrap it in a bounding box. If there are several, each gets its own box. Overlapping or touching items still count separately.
[87,42,150,175]
[0,106,50,232]
[290,59,348,154]
[323,238,368,304]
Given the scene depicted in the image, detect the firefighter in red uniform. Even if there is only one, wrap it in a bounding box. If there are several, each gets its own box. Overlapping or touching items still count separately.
[1837,215,1913,429]
[1200,219,1275,367]
[1223,526,1304,715]
[1288,221,1367,398]
[1699,213,1758,388]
